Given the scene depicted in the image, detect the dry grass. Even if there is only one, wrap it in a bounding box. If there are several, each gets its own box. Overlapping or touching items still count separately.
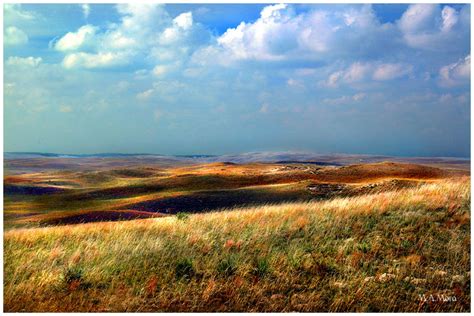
[4,177,470,312]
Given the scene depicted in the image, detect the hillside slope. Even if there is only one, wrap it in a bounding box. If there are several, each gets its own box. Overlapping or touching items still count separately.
[4,177,470,312]
[4,161,468,227]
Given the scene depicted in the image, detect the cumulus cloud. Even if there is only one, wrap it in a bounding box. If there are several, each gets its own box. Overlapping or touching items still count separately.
[372,63,413,81]
[54,25,97,51]
[193,4,303,64]
[190,3,470,69]
[62,52,128,69]
[192,4,396,66]
[397,4,469,51]
[55,4,209,72]
[7,56,42,67]
[173,12,193,29]
[439,55,470,87]
[326,61,412,87]
[55,4,168,69]
[159,12,194,46]
[441,6,459,32]
[3,4,471,156]
[398,4,437,34]
[4,26,28,46]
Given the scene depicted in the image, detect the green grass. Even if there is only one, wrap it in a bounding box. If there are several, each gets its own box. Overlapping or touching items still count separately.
[3,177,470,312]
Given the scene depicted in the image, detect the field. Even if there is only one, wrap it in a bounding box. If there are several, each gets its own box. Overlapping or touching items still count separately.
[3,154,471,312]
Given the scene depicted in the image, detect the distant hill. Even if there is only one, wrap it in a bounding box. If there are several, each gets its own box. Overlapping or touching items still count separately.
[4,151,470,171]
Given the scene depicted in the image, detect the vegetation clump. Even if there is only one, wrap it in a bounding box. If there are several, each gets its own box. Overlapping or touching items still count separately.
[175,258,195,280]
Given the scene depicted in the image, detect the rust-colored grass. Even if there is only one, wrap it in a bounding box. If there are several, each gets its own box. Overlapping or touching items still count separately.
[4,176,470,312]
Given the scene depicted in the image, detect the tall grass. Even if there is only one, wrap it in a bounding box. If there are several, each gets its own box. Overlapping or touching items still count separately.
[4,177,470,312]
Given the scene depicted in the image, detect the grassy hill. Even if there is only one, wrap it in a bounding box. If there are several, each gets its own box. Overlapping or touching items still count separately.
[4,161,468,228]
[4,176,470,312]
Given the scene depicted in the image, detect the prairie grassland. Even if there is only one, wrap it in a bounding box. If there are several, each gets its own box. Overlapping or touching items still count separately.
[4,161,468,228]
[4,177,470,312]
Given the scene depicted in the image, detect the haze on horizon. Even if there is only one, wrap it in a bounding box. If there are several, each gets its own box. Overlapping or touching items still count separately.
[4,3,471,158]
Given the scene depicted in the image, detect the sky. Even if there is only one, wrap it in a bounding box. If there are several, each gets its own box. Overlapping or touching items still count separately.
[3,3,471,157]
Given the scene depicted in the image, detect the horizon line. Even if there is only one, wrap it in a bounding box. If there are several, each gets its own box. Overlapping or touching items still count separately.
[4,151,471,160]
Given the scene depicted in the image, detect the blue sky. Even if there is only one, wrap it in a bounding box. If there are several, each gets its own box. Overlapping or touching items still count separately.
[3,3,471,157]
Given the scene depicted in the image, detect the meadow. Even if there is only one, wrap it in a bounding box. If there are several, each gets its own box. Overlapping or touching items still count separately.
[3,156,471,312]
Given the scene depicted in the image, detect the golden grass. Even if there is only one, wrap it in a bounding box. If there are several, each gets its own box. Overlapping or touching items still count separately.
[4,177,470,312]
[5,161,468,228]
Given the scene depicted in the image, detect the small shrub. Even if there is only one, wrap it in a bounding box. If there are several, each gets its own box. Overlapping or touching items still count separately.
[365,216,378,231]
[357,241,371,253]
[252,257,271,277]
[217,256,238,277]
[175,258,194,279]
[60,266,90,291]
[401,239,413,250]
[176,212,190,221]
[62,266,84,285]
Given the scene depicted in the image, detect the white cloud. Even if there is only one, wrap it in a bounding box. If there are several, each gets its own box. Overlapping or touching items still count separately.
[4,26,28,46]
[56,5,209,71]
[398,4,437,34]
[207,4,300,62]
[136,89,154,101]
[192,4,392,66]
[174,12,193,29]
[152,65,172,77]
[372,63,413,81]
[7,56,42,67]
[102,30,137,50]
[323,93,367,105]
[62,52,128,69]
[326,71,343,88]
[287,78,304,88]
[260,3,288,20]
[160,12,193,45]
[326,61,413,87]
[116,4,169,34]
[81,4,91,19]
[54,25,97,51]
[134,69,149,80]
[397,4,469,51]
[439,92,469,105]
[56,4,169,69]
[4,4,36,24]
[353,92,366,101]
[441,6,458,32]
[439,55,470,87]
[343,62,373,83]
